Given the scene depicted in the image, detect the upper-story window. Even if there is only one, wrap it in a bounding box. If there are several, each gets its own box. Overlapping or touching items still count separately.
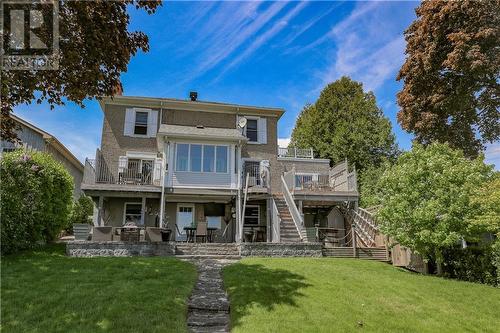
[124,108,158,138]
[134,112,148,135]
[176,143,228,173]
[240,116,267,144]
[246,119,258,142]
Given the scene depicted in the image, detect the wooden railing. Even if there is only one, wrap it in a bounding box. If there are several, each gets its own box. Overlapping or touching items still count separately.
[350,207,379,247]
[278,147,314,159]
[280,175,304,241]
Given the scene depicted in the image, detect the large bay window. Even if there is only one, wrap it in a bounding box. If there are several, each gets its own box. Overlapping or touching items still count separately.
[176,143,229,173]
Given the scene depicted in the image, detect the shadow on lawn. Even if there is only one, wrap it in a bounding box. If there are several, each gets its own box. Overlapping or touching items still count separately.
[223,262,310,329]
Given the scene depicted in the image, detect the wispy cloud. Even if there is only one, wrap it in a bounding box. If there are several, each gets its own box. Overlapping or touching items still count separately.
[278,137,291,148]
[215,2,309,81]
[312,2,409,93]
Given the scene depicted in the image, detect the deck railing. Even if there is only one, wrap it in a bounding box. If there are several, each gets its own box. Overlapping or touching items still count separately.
[278,147,314,159]
[83,156,161,186]
[243,162,269,188]
[281,175,305,241]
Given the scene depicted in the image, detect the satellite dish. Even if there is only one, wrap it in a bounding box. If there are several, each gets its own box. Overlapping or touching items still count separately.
[238,117,248,129]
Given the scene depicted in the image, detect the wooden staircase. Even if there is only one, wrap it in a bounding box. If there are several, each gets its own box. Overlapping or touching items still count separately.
[273,195,302,243]
[348,207,380,247]
[322,246,389,261]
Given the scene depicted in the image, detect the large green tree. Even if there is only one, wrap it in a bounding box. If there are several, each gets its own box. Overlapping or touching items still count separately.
[291,76,398,173]
[397,0,500,158]
[1,0,162,141]
[376,143,494,271]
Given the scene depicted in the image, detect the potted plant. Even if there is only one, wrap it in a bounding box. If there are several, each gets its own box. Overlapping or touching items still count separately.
[70,195,94,241]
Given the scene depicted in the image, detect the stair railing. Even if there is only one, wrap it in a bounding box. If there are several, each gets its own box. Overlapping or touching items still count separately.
[350,207,378,247]
[280,175,305,241]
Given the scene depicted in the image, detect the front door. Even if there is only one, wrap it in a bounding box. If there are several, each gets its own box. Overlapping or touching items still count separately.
[176,205,194,241]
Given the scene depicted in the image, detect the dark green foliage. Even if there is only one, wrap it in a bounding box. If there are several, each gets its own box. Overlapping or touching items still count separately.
[70,195,94,225]
[359,162,391,207]
[291,77,398,173]
[442,246,498,286]
[0,150,73,254]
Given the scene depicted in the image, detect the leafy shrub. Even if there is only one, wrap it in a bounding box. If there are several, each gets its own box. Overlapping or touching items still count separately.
[70,195,94,225]
[1,150,73,254]
[442,246,498,286]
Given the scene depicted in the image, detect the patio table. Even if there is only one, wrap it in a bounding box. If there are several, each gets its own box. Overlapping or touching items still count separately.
[183,226,218,242]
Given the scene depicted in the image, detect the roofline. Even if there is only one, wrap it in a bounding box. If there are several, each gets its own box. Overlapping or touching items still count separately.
[11,114,84,172]
[99,95,285,118]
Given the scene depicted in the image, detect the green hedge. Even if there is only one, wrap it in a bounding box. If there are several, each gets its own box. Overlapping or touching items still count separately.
[442,246,498,286]
[1,150,73,254]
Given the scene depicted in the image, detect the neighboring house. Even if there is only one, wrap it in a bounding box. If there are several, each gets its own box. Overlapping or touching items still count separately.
[81,93,361,244]
[0,115,84,199]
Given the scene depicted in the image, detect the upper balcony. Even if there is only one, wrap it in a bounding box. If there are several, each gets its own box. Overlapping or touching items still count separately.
[278,147,314,159]
[82,150,162,193]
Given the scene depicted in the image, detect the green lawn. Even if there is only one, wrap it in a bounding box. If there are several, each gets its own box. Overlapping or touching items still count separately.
[1,244,197,333]
[223,258,500,333]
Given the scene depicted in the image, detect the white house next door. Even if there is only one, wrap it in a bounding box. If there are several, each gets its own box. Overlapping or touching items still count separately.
[176,205,194,241]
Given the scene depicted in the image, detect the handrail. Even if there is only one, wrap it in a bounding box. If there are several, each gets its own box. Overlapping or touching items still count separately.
[280,175,304,241]
[271,198,280,243]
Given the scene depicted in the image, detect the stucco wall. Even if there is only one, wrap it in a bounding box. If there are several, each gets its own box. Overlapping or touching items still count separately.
[279,159,331,173]
[102,197,160,227]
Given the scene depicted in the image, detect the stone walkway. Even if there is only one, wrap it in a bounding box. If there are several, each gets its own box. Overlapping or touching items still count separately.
[186,259,237,333]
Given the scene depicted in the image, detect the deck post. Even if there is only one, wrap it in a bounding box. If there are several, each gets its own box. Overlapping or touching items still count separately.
[97,195,104,226]
[352,225,357,258]
[140,196,146,225]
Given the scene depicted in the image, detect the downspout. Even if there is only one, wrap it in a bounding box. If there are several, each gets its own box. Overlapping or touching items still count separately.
[159,101,166,228]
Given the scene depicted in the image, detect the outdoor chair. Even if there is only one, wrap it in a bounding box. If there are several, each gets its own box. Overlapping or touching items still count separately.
[92,226,113,241]
[195,221,208,243]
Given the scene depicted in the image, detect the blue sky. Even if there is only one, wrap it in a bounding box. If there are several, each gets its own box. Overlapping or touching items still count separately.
[14,1,500,168]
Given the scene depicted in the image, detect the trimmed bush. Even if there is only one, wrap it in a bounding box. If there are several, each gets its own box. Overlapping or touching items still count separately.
[442,246,498,286]
[1,150,73,254]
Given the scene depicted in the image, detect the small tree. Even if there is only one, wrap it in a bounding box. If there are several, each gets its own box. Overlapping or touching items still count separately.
[70,195,94,225]
[376,143,493,273]
[1,150,73,254]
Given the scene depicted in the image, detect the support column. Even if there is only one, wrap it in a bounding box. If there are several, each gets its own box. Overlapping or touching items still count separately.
[352,225,357,258]
[97,196,104,226]
[140,196,146,225]
[266,198,271,242]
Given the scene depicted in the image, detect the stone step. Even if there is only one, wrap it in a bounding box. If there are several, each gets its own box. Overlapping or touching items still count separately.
[176,255,241,260]
[189,325,229,333]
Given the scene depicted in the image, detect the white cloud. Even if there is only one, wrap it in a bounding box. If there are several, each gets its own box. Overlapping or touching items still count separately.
[313,2,409,93]
[278,137,291,148]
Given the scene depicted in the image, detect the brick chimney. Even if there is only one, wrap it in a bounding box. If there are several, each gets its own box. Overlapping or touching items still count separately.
[112,82,123,96]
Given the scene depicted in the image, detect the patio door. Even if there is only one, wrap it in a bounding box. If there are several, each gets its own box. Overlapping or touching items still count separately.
[176,204,194,241]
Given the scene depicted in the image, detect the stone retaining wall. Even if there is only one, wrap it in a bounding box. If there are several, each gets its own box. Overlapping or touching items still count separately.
[239,243,323,257]
[66,241,175,257]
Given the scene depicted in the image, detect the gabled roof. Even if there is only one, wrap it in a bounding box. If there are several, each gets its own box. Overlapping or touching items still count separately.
[10,114,84,172]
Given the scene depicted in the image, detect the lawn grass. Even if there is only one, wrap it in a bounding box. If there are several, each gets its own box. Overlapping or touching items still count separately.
[1,244,197,333]
[223,258,500,333]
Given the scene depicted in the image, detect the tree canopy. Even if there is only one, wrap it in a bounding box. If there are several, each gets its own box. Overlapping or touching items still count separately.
[376,143,494,263]
[397,0,500,158]
[290,76,398,173]
[1,0,162,141]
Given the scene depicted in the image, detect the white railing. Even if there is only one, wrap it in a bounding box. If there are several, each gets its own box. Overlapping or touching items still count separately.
[243,162,268,188]
[278,147,314,159]
[271,198,280,243]
[283,168,295,192]
[280,175,304,241]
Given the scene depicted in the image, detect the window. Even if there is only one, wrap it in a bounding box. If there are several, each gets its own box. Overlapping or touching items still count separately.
[207,216,222,229]
[216,146,228,173]
[176,143,228,173]
[246,119,258,142]
[190,144,202,172]
[134,111,148,135]
[176,144,189,171]
[203,145,215,172]
[124,203,142,225]
[244,206,259,225]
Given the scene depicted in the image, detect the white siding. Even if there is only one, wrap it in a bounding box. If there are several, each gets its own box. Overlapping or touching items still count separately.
[172,171,232,188]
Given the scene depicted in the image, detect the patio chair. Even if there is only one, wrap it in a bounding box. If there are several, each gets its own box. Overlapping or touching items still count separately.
[195,221,208,243]
[92,226,113,241]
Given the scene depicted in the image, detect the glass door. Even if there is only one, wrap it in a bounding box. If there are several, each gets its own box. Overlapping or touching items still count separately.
[176,205,194,241]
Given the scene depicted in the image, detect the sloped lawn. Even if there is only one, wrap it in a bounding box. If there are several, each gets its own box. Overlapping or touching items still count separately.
[223,258,500,333]
[1,244,197,333]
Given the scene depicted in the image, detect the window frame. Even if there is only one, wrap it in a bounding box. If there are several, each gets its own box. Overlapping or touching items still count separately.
[133,111,149,136]
[244,205,260,226]
[123,202,143,225]
[245,118,259,143]
[175,143,229,174]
